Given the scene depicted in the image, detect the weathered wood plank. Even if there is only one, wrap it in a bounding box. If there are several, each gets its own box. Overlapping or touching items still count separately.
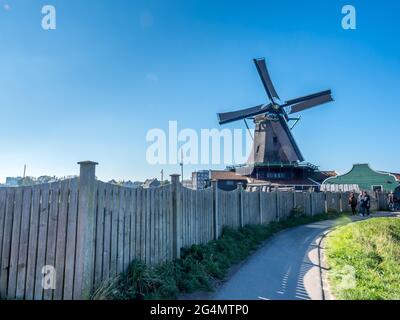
[25,185,41,300]
[110,185,119,276]
[16,187,33,299]
[52,180,69,300]
[151,188,156,264]
[200,191,203,243]
[161,187,166,262]
[123,189,131,271]
[192,189,195,245]
[101,183,112,280]
[129,189,136,265]
[145,188,151,265]
[94,182,105,287]
[167,186,172,260]
[7,187,23,299]
[117,187,125,273]
[0,188,15,299]
[136,188,144,262]
[63,179,78,300]
[185,189,190,246]
[139,188,146,262]
[183,189,187,247]
[0,188,7,292]
[203,191,207,242]
[43,182,61,300]
[154,188,160,264]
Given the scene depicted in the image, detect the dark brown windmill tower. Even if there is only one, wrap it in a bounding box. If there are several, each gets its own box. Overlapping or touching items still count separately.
[218,58,334,188]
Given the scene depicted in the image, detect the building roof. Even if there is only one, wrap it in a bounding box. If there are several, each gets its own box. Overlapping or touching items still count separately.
[391,173,400,181]
[210,170,248,181]
[323,163,399,192]
[311,170,339,183]
[321,171,339,177]
[142,178,160,188]
[381,172,400,181]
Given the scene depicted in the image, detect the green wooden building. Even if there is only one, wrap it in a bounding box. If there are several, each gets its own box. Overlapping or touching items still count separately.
[322,163,400,192]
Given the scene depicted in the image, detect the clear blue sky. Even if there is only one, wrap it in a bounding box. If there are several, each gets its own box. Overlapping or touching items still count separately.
[0,0,399,182]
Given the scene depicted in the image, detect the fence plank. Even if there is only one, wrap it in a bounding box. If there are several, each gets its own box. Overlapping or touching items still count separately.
[134,188,141,262]
[117,188,125,273]
[52,180,69,300]
[129,189,136,266]
[137,188,144,262]
[25,185,41,300]
[94,182,105,287]
[167,186,172,260]
[139,188,146,262]
[63,179,78,300]
[7,187,23,299]
[150,188,155,265]
[145,189,151,265]
[154,187,159,264]
[101,183,112,281]
[161,187,167,262]
[0,188,15,298]
[158,188,163,262]
[0,188,7,294]
[123,189,131,271]
[43,182,61,300]
[110,186,119,276]
[16,187,33,299]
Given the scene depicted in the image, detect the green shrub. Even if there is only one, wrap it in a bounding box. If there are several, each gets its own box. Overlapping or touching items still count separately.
[291,205,304,218]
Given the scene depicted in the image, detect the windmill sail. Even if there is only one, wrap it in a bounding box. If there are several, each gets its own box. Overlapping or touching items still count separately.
[218,103,272,125]
[288,92,333,114]
[253,58,280,101]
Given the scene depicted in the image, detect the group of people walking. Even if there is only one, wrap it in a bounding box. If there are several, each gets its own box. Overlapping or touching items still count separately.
[388,192,399,211]
[348,191,371,217]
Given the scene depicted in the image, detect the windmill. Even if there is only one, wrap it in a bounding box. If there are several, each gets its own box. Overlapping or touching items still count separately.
[218,58,333,166]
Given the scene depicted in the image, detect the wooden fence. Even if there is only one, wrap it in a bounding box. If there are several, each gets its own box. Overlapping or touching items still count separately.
[0,161,389,300]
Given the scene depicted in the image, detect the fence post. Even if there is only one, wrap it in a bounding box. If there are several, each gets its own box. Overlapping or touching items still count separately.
[275,190,280,221]
[238,183,244,228]
[324,192,328,214]
[74,160,98,299]
[171,174,181,259]
[310,192,314,216]
[211,180,219,240]
[293,190,296,209]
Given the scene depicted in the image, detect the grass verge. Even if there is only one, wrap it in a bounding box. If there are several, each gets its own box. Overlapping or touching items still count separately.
[93,211,350,300]
[325,217,400,300]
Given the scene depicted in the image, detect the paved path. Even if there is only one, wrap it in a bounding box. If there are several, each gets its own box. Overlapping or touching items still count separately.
[212,212,399,300]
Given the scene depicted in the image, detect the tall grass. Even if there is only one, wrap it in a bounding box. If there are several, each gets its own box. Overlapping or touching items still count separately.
[325,218,400,300]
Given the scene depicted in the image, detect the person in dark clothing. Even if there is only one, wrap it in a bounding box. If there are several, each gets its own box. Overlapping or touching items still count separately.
[362,191,371,217]
[358,191,365,216]
[348,192,357,215]
[388,192,395,211]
